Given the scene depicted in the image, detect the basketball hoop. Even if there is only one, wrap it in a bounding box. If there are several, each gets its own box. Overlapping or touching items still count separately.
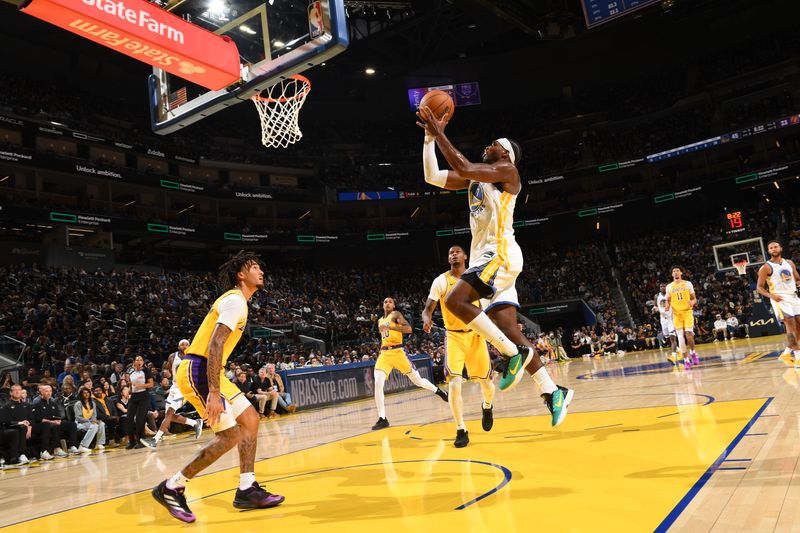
[251,74,311,149]
[733,259,748,276]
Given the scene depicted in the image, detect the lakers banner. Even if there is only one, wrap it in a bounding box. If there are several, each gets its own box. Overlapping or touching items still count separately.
[21,0,240,90]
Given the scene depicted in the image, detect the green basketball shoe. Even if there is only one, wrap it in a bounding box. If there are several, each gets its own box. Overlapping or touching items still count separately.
[542,385,574,427]
[498,346,533,391]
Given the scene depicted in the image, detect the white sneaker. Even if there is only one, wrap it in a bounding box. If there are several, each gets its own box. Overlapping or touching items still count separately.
[68,446,80,455]
[18,454,29,465]
[54,448,68,458]
[97,444,105,451]
[78,446,92,454]
[39,451,54,461]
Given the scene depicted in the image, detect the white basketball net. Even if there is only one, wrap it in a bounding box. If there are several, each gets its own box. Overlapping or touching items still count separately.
[251,74,311,149]
[733,260,748,275]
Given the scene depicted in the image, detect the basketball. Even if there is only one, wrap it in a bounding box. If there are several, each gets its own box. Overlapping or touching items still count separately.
[419,90,454,121]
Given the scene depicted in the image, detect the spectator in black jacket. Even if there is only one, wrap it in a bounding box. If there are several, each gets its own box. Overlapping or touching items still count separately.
[0,394,27,465]
[32,384,79,456]
[3,384,54,461]
[91,385,119,447]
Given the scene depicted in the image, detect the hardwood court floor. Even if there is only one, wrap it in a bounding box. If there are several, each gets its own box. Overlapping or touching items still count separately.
[1,335,797,532]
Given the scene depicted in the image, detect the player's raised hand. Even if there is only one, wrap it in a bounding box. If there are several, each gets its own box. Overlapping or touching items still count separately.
[415,106,448,138]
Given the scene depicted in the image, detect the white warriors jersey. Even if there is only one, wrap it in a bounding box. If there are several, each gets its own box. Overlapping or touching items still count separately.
[467,180,521,267]
[766,259,797,295]
[171,351,183,376]
[656,293,672,319]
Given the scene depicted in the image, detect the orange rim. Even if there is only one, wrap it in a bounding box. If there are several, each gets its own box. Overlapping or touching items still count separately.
[252,74,311,104]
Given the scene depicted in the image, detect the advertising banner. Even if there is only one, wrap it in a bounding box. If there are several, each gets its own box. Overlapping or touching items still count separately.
[22,0,240,90]
[284,356,434,411]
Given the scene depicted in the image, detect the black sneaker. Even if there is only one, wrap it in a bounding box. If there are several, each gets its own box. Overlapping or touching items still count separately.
[481,403,494,432]
[152,480,196,523]
[233,481,285,509]
[454,429,469,448]
[372,417,389,430]
[435,388,449,403]
[126,441,136,450]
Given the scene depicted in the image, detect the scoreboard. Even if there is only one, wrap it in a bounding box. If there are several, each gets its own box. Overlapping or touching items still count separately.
[581,0,660,29]
[724,210,746,235]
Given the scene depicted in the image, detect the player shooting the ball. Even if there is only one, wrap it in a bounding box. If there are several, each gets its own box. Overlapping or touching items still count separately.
[416,105,574,427]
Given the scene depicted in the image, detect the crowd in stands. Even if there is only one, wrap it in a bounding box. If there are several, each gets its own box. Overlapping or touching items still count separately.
[1,201,797,463]
[1,29,798,194]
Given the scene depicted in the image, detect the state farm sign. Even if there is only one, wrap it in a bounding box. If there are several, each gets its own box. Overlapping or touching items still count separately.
[22,0,240,90]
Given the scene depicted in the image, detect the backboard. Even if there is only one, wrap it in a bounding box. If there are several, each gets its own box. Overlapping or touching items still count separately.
[148,0,347,135]
[712,237,766,273]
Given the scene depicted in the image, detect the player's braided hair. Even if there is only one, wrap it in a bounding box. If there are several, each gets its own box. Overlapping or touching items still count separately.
[218,250,263,290]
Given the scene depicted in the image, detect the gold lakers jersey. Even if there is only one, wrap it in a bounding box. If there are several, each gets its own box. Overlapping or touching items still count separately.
[187,289,248,367]
[427,271,480,331]
[378,315,404,347]
[666,280,695,312]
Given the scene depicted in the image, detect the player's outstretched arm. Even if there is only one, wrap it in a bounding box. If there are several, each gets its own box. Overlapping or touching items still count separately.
[416,106,518,187]
[421,135,469,190]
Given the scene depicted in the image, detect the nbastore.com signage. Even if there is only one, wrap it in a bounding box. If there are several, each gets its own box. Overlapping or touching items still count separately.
[284,356,435,411]
[21,0,240,90]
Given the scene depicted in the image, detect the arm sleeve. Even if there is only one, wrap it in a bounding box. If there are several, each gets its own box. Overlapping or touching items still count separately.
[686,281,695,293]
[426,274,447,302]
[216,293,248,331]
[423,138,448,188]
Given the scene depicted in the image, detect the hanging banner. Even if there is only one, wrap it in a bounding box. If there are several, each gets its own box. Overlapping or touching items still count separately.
[22,0,241,90]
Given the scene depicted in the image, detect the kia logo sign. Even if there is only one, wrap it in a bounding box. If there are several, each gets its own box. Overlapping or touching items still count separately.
[22,0,240,90]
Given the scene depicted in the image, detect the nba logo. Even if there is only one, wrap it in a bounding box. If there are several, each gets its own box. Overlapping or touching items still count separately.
[308,1,324,38]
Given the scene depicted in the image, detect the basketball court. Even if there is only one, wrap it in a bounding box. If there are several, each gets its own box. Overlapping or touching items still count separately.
[2,335,798,532]
[2,1,798,532]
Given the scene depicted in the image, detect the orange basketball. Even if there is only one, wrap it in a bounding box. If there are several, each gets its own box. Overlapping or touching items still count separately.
[419,89,454,121]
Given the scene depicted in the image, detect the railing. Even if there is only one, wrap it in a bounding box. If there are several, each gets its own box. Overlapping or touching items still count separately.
[113,319,128,341]
[0,335,27,376]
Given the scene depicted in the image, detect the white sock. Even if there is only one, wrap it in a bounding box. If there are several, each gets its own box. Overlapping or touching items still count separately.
[184,418,197,427]
[784,346,793,355]
[166,471,190,489]
[239,472,256,490]
[479,378,495,408]
[466,313,517,356]
[407,370,438,393]
[448,377,466,430]
[374,370,387,419]
[531,367,557,395]
[154,430,164,442]
[676,331,686,354]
